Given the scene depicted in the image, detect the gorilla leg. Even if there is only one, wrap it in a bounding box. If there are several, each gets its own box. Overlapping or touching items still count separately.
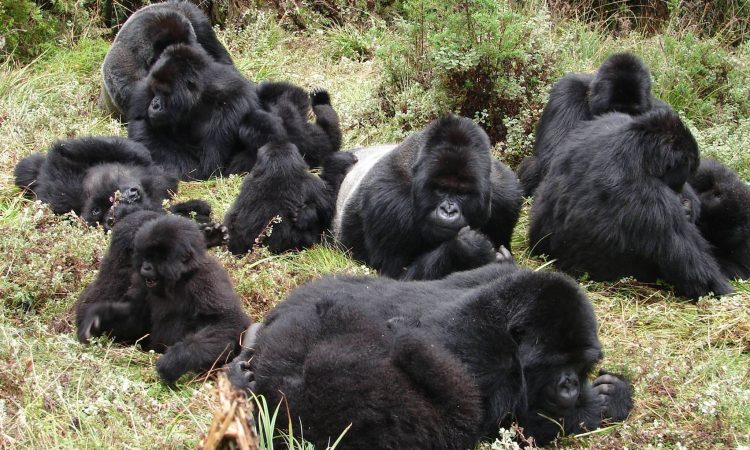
[311,88,342,152]
[156,326,242,382]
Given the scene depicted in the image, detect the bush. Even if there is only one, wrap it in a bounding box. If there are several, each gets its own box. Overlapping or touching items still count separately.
[0,0,57,60]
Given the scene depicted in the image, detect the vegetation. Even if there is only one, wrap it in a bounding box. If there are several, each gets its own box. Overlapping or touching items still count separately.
[1,1,748,448]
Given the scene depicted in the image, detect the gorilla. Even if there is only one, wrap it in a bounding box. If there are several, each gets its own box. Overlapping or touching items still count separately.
[518,53,667,196]
[528,109,733,299]
[334,115,522,280]
[228,261,632,446]
[224,134,356,254]
[230,301,482,450]
[127,42,259,180]
[689,159,750,279]
[100,0,233,119]
[14,137,177,227]
[78,214,251,382]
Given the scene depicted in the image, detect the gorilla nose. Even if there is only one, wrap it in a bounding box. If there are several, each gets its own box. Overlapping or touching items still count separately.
[557,373,580,408]
[438,202,460,221]
[122,187,141,203]
[141,262,155,278]
[150,97,162,111]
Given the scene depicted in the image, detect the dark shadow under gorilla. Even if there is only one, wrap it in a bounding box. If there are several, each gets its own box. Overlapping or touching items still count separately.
[518,53,668,196]
[224,134,356,254]
[231,300,482,450]
[77,214,251,382]
[334,115,522,280]
[14,136,177,227]
[100,0,233,119]
[529,109,732,299]
[127,43,258,180]
[229,262,632,447]
[689,159,750,279]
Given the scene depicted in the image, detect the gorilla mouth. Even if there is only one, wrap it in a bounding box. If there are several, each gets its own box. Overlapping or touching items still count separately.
[145,278,158,288]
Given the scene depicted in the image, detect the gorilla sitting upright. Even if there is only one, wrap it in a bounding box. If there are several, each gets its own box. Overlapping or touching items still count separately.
[334,115,522,280]
[228,262,633,447]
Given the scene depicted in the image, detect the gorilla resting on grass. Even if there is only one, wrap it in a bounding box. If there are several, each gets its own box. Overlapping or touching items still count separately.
[689,159,750,279]
[14,137,178,227]
[334,115,522,280]
[518,53,668,196]
[529,109,732,299]
[78,214,250,382]
[100,0,233,119]
[228,261,632,447]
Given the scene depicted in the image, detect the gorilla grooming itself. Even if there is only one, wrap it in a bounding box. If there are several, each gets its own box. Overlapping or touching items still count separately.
[689,159,750,279]
[14,136,177,227]
[529,109,732,299]
[334,115,522,280]
[518,53,667,196]
[224,134,356,254]
[100,0,233,119]
[78,214,251,382]
[229,262,632,446]
[127,42,259,180]
[230,301,482,450]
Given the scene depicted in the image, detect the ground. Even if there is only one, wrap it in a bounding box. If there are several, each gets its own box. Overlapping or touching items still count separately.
[0,6,749,450]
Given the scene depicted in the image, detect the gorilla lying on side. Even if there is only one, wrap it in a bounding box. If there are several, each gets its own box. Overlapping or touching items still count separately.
[518,53,667,196]
[229,262,632,447]
[334,115,522,280]
[529,109,733,299]
[100,0,233,119]
[77,214,250,382]
[689,159,750,279]
[224,133,356,254]
[127,41,258,180]
[14,137,178,227]
[231,301,482,450]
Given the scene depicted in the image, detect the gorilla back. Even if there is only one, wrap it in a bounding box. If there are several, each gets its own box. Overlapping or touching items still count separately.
[334,115,522,280]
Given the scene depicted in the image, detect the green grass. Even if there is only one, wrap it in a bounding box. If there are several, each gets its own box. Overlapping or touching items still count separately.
[1,4,749,449]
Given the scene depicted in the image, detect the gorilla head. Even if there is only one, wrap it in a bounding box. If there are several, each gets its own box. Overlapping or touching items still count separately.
[589,53,653,116]
[411,117,493,244]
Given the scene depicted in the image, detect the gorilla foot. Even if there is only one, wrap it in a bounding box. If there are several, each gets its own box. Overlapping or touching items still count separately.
[203,223,229,248]
[310,87,331,106]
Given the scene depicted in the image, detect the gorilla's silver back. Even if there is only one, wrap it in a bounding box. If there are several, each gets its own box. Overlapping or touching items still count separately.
[332,144,398,237]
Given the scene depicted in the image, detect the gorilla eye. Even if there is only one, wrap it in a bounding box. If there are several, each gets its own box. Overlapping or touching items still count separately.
[92,207,101,215]
[186,81,197,91]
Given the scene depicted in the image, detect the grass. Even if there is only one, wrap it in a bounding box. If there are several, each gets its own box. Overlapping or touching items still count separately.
[1,3,749,449]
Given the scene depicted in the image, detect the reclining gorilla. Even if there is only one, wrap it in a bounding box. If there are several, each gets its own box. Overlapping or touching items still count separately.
[14,137,178,227]
[518,53,668,196]
[100,0,233,119]
[228,262,633,447]
[689,159,750,280]
[528,109,733,299]
[334,115,522,280]
[77,214,251,382]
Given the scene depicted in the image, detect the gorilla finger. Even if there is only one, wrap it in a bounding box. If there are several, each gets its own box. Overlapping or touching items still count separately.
[593,374,621,386]
[594,383,614,394]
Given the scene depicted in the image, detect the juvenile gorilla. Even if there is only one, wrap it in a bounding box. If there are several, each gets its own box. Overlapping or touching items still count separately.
[127,43,258,180]
[518,53,666,196]
[14,137,177,227]
[689,159,750,279]
[78,215,251,382]
[230,301,482,450]
[224,137,356,254]
[334,115,522,280]
[529,110,732,299]
[229,262,632,446]
[100,0,233,119]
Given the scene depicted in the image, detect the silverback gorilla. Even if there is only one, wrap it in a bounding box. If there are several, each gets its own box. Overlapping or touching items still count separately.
[78,214,250,382]
[228,262,632,447]
[518,53,667,197]
[334,115,522,280]
[100,0,233,119]
[14,137,177,227]
[528,110,733,299]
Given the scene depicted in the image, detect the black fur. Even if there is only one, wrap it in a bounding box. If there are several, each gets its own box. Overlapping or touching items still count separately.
[224,139,356,254]
[100,0,233,118]
[689,159,750,279]
[14,136,177,227]
[77,215,251,382]
[335,115,522,280]
[127,43,259,180]
[529,110,732,299]
[229,262,632,446]
[518,53,667,196]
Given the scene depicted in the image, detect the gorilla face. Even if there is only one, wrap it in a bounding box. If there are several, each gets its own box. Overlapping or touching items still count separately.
[146,45,207,128]
[81,164,154,227]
